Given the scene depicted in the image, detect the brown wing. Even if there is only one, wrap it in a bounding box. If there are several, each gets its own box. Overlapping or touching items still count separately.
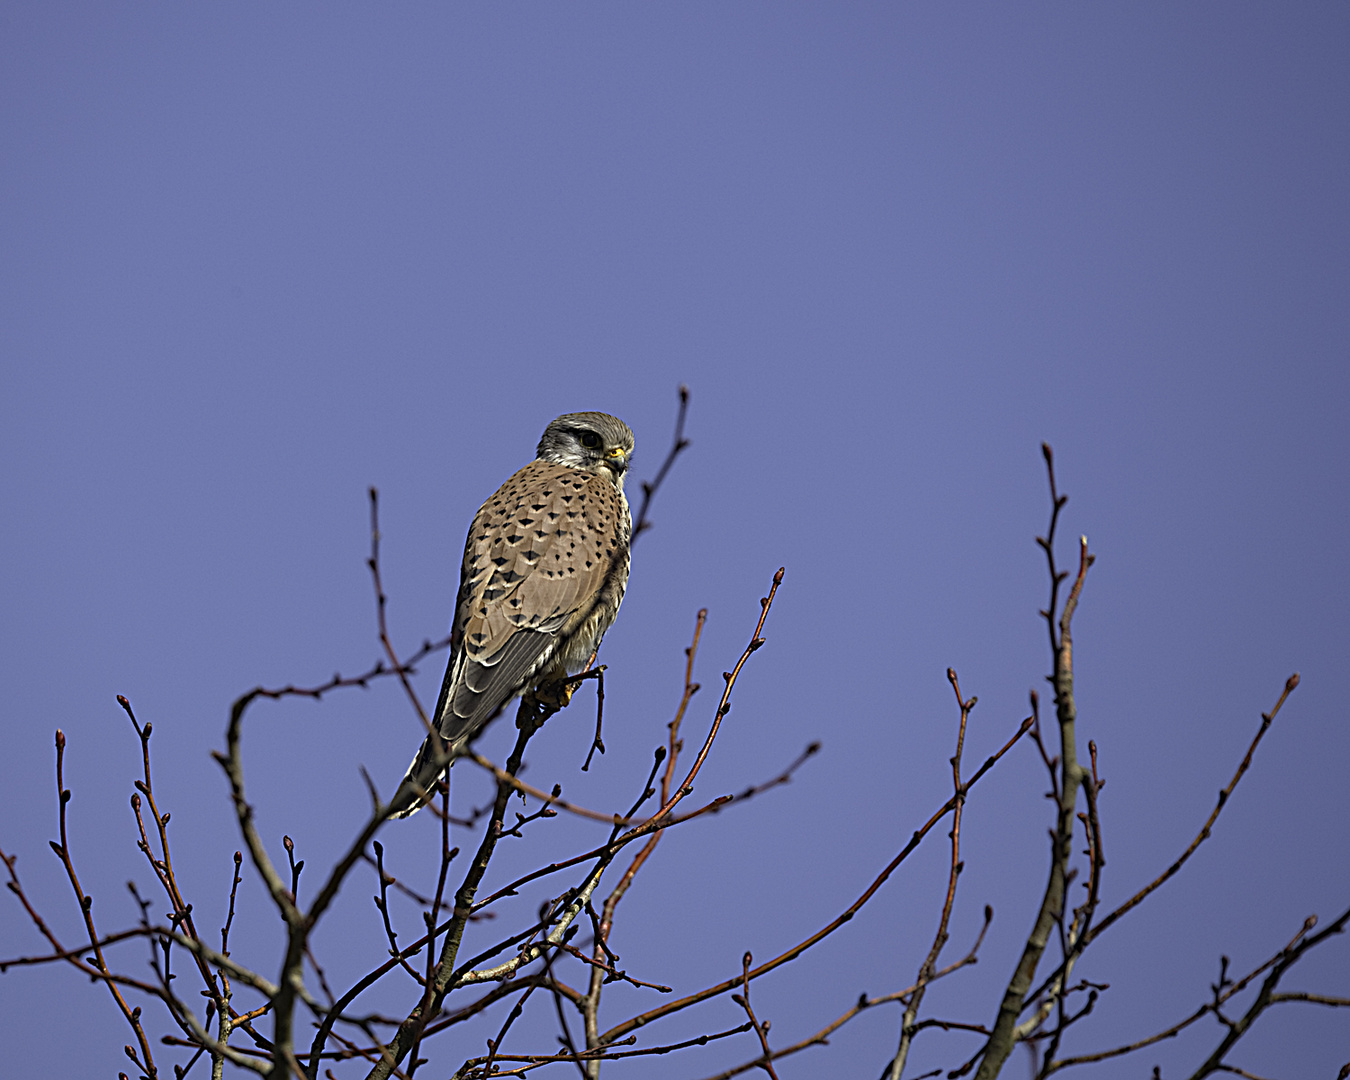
[433,459,625,744]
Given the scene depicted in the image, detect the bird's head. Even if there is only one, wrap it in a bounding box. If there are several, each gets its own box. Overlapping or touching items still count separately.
[536,412,635,487]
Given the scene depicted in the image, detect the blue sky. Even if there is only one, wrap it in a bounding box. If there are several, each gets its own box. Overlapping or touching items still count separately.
[2,5,1347,1077]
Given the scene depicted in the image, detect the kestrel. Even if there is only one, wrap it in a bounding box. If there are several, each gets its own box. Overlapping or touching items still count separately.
[388,412,635,818]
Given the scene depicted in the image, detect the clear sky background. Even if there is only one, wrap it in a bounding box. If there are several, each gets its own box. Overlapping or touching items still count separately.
[2,5,1347,1078]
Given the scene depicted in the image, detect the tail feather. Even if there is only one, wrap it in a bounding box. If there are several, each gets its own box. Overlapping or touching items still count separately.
[387,733,455,818]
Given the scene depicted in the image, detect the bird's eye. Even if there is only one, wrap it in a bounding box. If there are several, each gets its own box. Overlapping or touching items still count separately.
[579,431,601,449]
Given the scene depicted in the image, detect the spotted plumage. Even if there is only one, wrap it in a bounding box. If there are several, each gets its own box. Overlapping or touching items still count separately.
[388,412,634,818]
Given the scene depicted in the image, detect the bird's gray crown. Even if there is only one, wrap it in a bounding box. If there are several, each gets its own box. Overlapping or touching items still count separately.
[536,412,635,485]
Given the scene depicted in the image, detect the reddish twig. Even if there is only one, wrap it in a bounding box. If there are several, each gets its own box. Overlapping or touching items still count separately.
[732,951,780,1078]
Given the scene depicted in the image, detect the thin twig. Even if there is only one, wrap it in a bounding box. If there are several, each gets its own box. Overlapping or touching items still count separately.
[732,951,779,1078]
[580,667,607,772]
[887,668,975,1080]
[368,486,431,731]
[631,385,691,539]
[49,729,161,1077]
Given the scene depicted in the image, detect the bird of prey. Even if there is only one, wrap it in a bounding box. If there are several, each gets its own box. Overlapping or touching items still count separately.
[387,412,635,818]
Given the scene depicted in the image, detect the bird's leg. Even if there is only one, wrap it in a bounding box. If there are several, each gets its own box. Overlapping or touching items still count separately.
[534,678,576,711]
[517,682,565,735]
[522,661,580,716]
[540,680,577,712]
[535,666,607,711]
[519,667,604,734]
[514,692,549,736]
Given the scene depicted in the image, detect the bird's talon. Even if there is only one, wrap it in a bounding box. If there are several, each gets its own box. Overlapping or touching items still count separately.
[534,679,575,711]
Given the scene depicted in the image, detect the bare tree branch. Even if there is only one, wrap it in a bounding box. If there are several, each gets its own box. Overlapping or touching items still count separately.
[974,446,1093,1080]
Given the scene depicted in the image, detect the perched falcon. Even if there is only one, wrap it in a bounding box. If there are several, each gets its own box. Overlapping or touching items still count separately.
[387,412,635,818]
